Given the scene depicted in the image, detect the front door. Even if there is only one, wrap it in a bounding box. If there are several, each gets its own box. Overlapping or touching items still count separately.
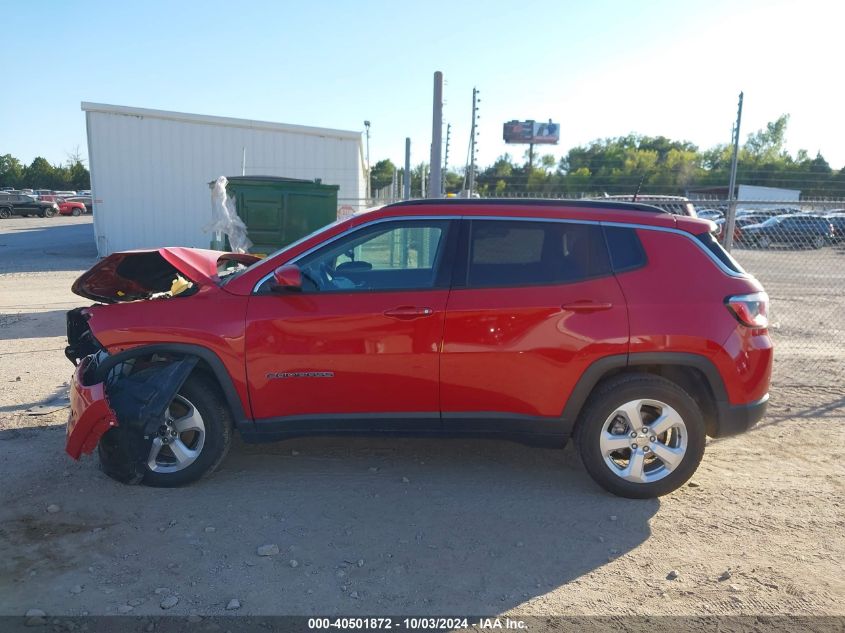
[245,218,456,424]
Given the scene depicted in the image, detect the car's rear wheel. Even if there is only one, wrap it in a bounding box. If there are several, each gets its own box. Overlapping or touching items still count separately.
[575,374,706,498]
[0,207,10,219]
[71,207,82,217]
[43,208,56,218]
[757,235,771,248]
[812,235,825,249]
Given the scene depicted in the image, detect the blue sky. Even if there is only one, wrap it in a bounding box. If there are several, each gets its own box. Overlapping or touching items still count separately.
[2,0,842,171]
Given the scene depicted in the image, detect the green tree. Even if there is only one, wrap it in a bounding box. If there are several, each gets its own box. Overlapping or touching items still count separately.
[0,154,24,188]
[370,159,396,191]
[24,157,55,188]
[744,114,789,163]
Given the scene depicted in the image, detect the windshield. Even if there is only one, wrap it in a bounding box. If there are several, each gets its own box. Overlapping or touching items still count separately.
[760,217,781,226]
[219,218,349,285]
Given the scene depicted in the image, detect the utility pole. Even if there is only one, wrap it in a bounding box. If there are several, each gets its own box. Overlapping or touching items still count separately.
[723,92,744,251]
[421,164,426,198]
[403,138,411,200]
[428,71,443,198]
[443,123,451,194]
[364,120,371,203]
[466,87,480,196]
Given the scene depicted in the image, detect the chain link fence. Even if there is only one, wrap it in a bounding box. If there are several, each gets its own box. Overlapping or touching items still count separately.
[712,200,845,398]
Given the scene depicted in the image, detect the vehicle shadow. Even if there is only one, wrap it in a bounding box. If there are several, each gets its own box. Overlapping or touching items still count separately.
[0,430,659,616]
[211,436,660,614]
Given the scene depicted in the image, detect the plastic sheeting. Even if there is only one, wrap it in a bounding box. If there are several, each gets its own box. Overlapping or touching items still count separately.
[206,176,253,253]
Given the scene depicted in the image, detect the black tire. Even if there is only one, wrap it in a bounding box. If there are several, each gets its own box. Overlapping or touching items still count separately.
[575,374,706,499]
[142,373,233,487]
[0,207,10,219]
[97,373,233,487]
[71,207,82,217]
[812,235,825,249]
[44,208,56,218]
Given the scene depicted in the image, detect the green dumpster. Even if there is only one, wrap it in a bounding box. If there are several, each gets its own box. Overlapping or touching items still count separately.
[224,176,339,255]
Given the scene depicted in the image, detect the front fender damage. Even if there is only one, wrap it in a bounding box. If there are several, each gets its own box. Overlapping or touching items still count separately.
[69,353,198,484]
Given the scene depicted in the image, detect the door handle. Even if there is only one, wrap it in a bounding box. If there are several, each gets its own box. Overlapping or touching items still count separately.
[562,301,613,313]
[384,306,434,319]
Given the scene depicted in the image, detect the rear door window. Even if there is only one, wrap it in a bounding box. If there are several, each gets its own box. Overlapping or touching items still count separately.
[466,220,611,288]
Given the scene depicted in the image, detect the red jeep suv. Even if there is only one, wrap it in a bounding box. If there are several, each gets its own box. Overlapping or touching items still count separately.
[65,200,772,498]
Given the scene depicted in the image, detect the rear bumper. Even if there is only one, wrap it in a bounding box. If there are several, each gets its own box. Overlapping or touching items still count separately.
[714,394,768,438]
[66,356,118,459]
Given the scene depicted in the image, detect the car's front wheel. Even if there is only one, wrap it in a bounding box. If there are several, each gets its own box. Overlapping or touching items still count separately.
[0,207,10,219]
[71,207,82,217]
[576,374,706,498]
[98,374,233,487]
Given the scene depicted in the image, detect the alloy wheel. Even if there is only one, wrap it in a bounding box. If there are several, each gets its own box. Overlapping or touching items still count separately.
[147,395,206,473]
[599,399,688,484]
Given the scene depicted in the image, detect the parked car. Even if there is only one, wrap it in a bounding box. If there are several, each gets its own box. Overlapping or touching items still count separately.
[595,194,697,217]
[53,190,77,197]
[64,199,772,498]
[0,192,59,218]
[743,214,835,249]
[65,195,93,212]
[697,208,724,221]
[58,199,87,216]
[77,189,91,196]
[714,213,774,244]
[823,212,845,242]
[37,194,88,216]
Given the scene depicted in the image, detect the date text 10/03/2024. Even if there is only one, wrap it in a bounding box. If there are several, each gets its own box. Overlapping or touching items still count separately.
[307,617,527,630]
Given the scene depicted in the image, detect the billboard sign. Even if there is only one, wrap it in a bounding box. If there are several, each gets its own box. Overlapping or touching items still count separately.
[503,120,560,144]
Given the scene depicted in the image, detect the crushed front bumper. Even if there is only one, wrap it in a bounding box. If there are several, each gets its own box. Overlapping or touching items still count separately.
[66,355,118,459]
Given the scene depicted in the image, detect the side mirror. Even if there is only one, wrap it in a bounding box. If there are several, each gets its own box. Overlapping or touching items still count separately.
[271,264,303,292]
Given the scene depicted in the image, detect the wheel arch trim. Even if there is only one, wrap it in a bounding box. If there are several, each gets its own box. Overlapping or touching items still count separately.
[93,343,249,427]
[561,352,729,430]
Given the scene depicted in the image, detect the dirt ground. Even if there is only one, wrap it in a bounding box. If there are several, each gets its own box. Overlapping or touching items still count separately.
[0,216,842,620]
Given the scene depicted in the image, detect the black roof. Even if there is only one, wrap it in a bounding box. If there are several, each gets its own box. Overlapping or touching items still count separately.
[384,198,669,214]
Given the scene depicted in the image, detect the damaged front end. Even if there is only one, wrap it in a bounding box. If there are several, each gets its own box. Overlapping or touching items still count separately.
[66,349,199,483]
[64,247,258,481]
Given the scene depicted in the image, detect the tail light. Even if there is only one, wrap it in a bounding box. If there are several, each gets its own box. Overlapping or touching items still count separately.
[726,292,769,328]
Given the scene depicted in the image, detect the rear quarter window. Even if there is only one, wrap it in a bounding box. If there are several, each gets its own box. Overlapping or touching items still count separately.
[694,231,745,274]
[603,226,647,272]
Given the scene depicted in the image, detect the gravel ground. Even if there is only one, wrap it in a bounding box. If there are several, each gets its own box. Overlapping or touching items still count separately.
[0,216,842,620]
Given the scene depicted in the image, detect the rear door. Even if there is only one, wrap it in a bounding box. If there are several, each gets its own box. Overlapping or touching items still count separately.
[440,219,628,427]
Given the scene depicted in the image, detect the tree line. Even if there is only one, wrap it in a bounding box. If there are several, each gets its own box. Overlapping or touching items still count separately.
[371,115,845,199]
[0,152,91,191]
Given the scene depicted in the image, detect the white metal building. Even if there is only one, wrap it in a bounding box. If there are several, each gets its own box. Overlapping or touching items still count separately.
[82,102,367,256]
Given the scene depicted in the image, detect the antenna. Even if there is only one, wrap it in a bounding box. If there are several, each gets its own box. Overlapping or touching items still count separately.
[632,175,645,202]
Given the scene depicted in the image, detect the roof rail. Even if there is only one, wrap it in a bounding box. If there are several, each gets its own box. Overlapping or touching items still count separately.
[384,198,669,214]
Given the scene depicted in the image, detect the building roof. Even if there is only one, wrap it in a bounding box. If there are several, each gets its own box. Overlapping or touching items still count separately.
[80,102,362,141]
